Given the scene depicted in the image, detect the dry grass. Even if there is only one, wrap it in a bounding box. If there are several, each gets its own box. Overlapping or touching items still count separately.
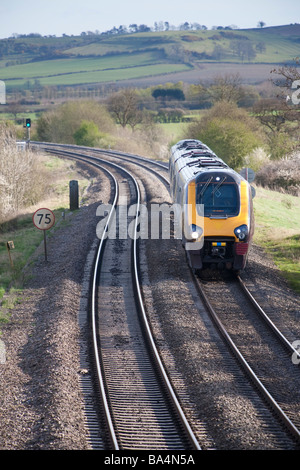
[0,152,92,302]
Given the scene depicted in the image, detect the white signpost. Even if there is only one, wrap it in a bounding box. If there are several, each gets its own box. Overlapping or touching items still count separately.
[33,208,55,261]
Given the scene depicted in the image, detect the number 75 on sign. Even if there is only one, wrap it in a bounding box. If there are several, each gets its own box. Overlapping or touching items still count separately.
[33,208,55,230]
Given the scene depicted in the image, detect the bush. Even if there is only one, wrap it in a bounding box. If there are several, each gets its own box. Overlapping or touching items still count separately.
[268,132,295,160]
[244,147,270,172]
[36,100,114,144]
[152,88,185,101]
[187,101,265,169]
[256,153,300,195]
[74,120,105,147]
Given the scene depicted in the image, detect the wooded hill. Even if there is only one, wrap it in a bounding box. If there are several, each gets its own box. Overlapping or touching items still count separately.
[0,24,299,91]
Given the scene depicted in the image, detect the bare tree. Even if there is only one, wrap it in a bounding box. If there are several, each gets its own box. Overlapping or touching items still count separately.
[0,122,47,220]
[271,58,300,90]
[209,73,245,104]
[268,59,300,129]
[253,98,287,134]
[106,89,143,130]
[230,40,256,61]
[6,101,24,122]
[253,60,300,157]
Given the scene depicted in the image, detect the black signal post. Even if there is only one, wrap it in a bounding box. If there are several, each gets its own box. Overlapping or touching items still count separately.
[25,118,31,143]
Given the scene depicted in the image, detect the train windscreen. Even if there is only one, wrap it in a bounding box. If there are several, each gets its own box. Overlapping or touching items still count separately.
[195,174,239,218]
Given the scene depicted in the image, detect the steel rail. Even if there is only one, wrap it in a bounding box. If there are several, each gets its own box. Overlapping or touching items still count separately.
[31,141,169,180]
[92,153,201,450]
[33,142,201,450]
[32,141,168,172]
[129,167,202,452]
[90,164,120,450]
[93,148,170,186]
[36,145,121,449]
[194,274,300,443]
[237,275,300,362]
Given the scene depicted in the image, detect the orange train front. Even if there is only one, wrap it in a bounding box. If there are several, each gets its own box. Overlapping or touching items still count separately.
[169,139,255,272]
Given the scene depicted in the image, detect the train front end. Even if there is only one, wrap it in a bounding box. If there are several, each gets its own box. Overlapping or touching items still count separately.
[183,169,254,272]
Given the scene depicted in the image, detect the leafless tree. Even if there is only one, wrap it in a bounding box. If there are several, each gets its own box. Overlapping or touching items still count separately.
[271,58,300,91]
[106,89,143,130]
[258,59,300,134]
[253,60,300,158]
[0,122,47,220]
[6,101,24,122]
[209,73,245,104]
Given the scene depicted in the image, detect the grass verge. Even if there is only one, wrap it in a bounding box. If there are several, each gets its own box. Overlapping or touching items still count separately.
[253,186,300,294]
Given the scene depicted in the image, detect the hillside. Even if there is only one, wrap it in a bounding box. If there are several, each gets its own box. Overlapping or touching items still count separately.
[0,24,299,91]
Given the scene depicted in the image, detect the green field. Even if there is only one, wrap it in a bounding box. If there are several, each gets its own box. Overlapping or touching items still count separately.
[1,50,166,80]
[64,27,300,63]
[1,50,191,88]
[5,63,191,88]
[1,24,299,90]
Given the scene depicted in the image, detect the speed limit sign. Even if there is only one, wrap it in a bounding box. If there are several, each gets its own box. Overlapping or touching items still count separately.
[33,208,55,262]
[33,208,55,230]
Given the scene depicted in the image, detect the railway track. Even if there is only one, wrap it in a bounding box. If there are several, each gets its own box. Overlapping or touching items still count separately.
[32,142,300,449]
[92,157,200,450]
[32,142,200,450]
[195,271,300,444]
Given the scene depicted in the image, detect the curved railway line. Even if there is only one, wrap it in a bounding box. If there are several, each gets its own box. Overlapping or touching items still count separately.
[32,142,300,450]
[32,142,200,450]
[91,155,199,450]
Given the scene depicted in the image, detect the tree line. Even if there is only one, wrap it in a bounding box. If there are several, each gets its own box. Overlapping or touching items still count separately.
[9,21,223,41]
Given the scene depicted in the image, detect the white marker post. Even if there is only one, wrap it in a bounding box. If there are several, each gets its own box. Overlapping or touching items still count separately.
[33,208,55,262]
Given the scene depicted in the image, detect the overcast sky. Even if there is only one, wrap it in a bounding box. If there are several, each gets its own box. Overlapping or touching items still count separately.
[1,0,299,38]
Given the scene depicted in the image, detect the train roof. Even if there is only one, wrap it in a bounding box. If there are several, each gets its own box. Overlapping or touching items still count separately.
[170,139,236,181]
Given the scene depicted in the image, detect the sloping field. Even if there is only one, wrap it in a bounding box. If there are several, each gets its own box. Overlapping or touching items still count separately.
[2,51,191,89]
[65,33,174,56]
[63,26,300,63]
[117,63,279,87]
[1,50,165,80]
[0,24,299,90]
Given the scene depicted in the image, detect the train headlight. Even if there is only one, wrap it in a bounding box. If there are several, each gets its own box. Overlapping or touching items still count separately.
[190,224,203,240]
[234,224,248,241]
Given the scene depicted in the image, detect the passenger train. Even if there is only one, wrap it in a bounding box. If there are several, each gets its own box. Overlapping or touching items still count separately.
[169,139,254,272]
